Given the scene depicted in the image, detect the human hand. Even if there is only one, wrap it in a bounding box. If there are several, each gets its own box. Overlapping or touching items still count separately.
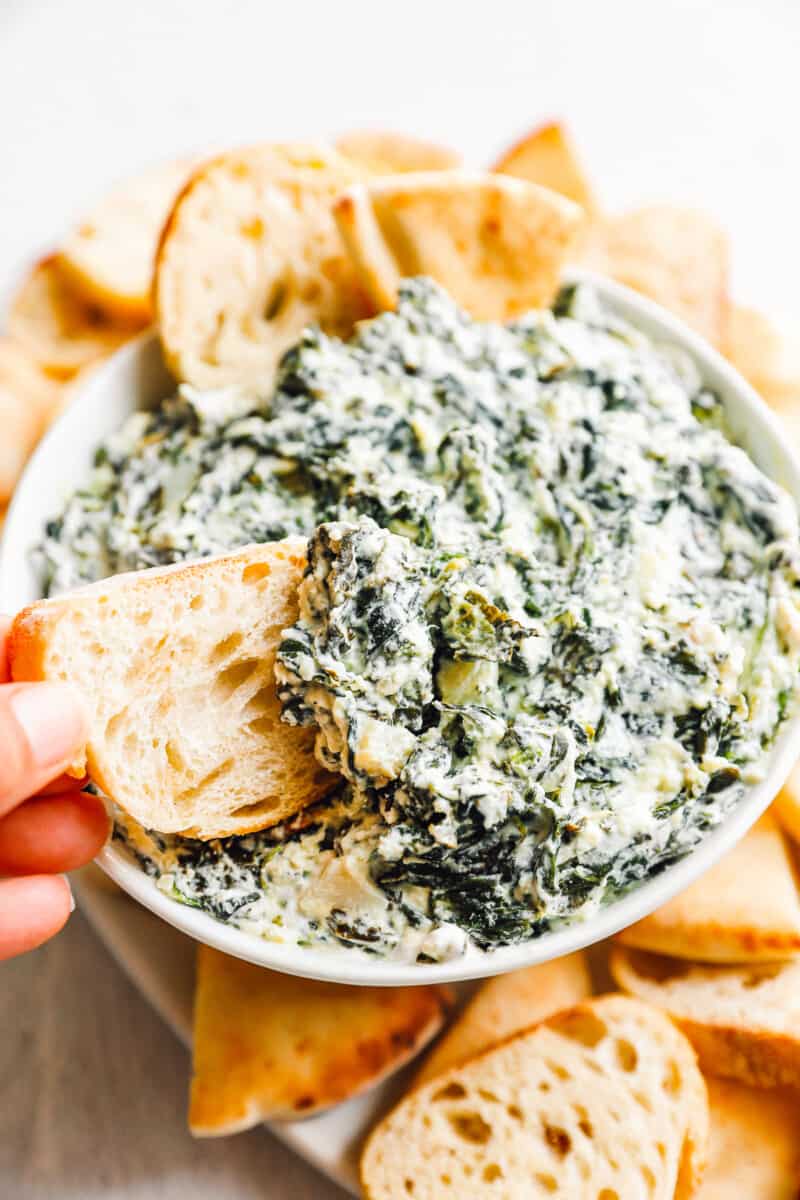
[0,617,109,960]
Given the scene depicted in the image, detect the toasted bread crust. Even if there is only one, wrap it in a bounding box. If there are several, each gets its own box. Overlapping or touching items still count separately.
[610,946,800,1092]
[152,155,221,298]
[334,170,585,323]
[674,1020,800,1090]
[616,815,800,962]
[190,945,452,1133]
[774,767,800,845]
[414,951,591,1086]
[0,337,62,501]
[492,121,597,214]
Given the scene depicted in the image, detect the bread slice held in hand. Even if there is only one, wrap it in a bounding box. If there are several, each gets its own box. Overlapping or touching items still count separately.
[10,539,334,839]
[334,170,584,321]
[611,947,800,1089]
[190,945,452,1133]
[415,950,591,1086]
[362,994,709,1199]
[615,813,800,962]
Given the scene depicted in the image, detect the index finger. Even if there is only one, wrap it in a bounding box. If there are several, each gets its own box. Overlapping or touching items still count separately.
[0,617,10,684]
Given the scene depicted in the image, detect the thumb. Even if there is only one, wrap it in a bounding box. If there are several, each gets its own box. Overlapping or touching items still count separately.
[0,683,87,819]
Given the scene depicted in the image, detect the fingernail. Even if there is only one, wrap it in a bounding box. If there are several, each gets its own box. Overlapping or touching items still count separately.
[11,684,87,769]
[64,877,76,913]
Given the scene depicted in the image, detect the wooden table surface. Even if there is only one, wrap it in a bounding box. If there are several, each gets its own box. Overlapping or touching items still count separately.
[0,911,348,1199]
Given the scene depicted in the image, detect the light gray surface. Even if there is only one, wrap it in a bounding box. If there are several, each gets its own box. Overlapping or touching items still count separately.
[0,911,348,1200]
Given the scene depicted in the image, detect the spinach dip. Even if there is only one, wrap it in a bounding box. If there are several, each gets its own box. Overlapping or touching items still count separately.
[44,279,800,962]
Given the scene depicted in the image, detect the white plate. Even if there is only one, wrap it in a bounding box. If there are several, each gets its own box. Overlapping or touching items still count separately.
[4,273,800,987]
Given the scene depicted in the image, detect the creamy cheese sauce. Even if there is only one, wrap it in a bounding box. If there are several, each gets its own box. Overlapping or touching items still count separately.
[46,280,800,961]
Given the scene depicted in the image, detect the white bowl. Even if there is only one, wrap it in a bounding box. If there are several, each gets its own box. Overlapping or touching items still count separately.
[3,273,800,987]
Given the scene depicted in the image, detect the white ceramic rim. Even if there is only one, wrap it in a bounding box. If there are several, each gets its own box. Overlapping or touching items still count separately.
[3,270,800,986]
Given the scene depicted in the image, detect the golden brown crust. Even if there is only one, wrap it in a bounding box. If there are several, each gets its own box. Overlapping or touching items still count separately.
[8,608,49,679]
[615,815,800,962]
[152,155,220,301]
[492,121,596,214]
[189,945,452,1132]
[610,946,800,1091]
[669,1019,800,1091]
[0,381,48,502]
[774,772,800,845]
[414,951,591,1086]
[150,159,219,376]
[334,170,585,322]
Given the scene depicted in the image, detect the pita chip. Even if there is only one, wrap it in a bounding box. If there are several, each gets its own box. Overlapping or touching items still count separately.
[190,945,451,1134]
[415,950,591,1086]
[334,170,584,320]
[616,813,800,962]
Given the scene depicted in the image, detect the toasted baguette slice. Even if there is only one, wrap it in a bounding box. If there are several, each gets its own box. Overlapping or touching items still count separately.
[334,170,584,321]
[190,945,451,1133]
[611,947,800,1089]
[8,256,144,379]
[616,814,800,962]
[773,764,800,846]
[57,157,199,321]
[154,142,370,390]
[492,121,597,214]
[700,1077,800,1199]
[581,206,730,349]
[415,951,591,1086]
[362,994,708,1200]
[9,540,335,839]
[336,130,461,175]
